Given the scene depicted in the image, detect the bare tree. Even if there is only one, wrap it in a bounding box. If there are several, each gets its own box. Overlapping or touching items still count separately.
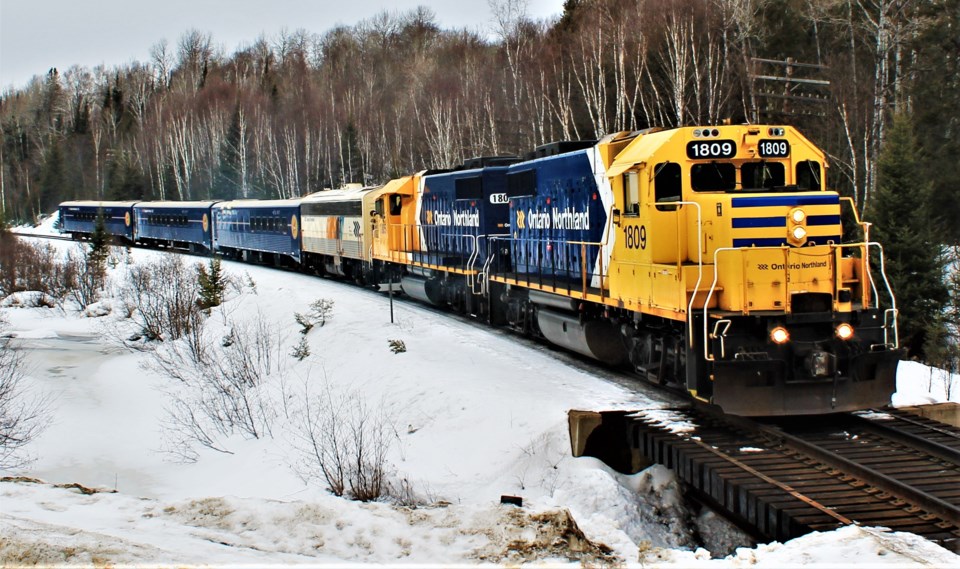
[150,39,173,89]
[291,378,394,501]
[0,317,50,469]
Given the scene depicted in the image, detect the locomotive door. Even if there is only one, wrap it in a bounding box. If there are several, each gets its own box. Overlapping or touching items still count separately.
[373,192,416,263]
[646,162,687,313]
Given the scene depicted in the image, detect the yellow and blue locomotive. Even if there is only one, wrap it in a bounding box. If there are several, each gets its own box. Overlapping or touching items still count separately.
[365,125,900,416]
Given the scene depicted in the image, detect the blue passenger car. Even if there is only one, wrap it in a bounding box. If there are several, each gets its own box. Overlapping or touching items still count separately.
[416,159,515,270]
[58,201,137,243]
[502,146,609,287]
[212,200,301,264]
[133,201,217,253]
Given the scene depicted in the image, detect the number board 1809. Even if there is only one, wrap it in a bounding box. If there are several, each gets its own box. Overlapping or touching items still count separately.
[757,139,790,158]
[686,140,737,160]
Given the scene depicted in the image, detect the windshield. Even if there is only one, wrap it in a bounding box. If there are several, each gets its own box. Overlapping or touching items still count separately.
[690,161,818,193]
[741,162,785,190]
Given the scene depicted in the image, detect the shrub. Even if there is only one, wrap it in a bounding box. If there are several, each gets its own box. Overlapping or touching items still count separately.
[292,336,311,360]
[388,339,406,354]
[294,312,314,334]
[120,255,204,342]
[292,381,394,501]
[0,233,72,303]
[149,313,278,460]
[64,245,104,310]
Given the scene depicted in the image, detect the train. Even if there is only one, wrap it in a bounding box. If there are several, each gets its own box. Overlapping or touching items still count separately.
[58,124,902,418]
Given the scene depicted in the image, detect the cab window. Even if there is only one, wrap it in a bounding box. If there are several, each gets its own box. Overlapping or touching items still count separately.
[796,160,822,191]
[390,195,402,216]
[623,172,639,216]
[654,162,682,211]
[691,162,735,191]
[741,162,785,190]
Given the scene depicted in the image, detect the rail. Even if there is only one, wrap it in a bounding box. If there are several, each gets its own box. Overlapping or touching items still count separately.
[627,407,960,546]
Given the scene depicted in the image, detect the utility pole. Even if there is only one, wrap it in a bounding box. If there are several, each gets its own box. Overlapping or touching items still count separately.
[750,57,831,122]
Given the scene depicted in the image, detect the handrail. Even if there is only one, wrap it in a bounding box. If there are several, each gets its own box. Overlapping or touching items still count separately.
[669,201,704,347]
[867,241,899,349]
[703,239,899,361]
[837,242,879,309]
[703,246,741,361]
[481,234,512,296]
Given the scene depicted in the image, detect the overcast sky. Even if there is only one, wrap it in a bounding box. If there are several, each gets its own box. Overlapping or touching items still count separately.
[0,0,562,91]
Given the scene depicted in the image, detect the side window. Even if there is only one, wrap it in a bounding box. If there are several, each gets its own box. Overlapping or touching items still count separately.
[506,169,537,198]
[654,162,682,211]
[623,172,640,216]
[455,176,483,200]
[690,163,735,191]
[796,160,822,191]
[390,195,402,216]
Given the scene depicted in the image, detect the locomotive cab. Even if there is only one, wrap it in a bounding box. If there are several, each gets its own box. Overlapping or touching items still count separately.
[606,125,900,415]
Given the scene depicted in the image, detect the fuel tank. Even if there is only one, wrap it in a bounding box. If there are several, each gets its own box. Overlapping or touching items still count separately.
[536,308,628,366]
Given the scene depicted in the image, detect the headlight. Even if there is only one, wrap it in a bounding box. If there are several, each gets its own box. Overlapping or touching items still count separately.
[792,226,807,240]
[835,323,855,341]
[791,209,806,223]
[770,326,790,344]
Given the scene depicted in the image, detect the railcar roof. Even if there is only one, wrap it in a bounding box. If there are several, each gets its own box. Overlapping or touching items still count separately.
[60,201,138,207]
[133,201,219,209]
[301,186,378,201]
[213,199,302,209]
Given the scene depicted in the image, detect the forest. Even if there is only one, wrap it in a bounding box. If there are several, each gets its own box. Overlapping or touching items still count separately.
[0,0,958,363]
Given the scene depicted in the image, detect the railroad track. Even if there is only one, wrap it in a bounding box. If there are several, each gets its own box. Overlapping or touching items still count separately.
[629,406,960,551]
[9,231,72,242]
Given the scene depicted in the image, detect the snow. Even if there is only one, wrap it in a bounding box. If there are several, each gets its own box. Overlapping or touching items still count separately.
[1,221,959,565]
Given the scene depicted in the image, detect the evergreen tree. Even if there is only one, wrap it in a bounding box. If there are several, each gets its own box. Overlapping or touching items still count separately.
[106,152,146,200]
[912,0,960,244]
[197,256,225,309]
[79,210,110,299]
[867,114,948,359]
[38,140,65,214]
[340,122,364,185]
[216,105,246,199]
[89,210,110,264]
[38,68,65,134]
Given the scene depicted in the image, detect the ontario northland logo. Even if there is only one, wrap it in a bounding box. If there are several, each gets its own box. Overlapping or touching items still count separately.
[428,209,480,227]
[516,207,589,230]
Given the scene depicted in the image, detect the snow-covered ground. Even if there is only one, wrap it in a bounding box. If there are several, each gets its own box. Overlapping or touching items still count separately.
[1,219,958,566]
